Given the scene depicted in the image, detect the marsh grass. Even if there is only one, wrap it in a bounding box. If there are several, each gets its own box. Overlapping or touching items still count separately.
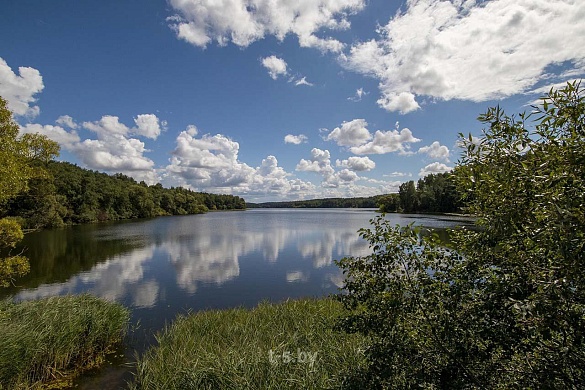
[131,298,367,390]
[0,294,129,389]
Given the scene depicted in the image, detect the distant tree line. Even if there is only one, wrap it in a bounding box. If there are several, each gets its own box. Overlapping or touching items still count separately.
[378,172,462,213]
[3,161,246,229]
[249,172,463,214]
[247,196,383,209]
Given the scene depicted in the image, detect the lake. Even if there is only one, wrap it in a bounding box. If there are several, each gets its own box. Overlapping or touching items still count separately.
[1,209,473,389]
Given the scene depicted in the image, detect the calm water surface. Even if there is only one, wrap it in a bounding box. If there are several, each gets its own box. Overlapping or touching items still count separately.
[1,209,473,389]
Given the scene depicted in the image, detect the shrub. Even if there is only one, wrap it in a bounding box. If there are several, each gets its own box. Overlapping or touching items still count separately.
[336,82,585,388]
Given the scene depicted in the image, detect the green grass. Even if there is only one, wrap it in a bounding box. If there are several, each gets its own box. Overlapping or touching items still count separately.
[0,294,129,389]
[131,298,367,390]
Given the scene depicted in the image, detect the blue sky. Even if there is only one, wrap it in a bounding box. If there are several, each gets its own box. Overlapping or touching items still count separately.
[1,0,583,202]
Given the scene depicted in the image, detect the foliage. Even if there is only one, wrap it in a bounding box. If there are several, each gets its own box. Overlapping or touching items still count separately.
[0,219,29,288]
[379,172,462,213]
[0,96,59,287]
[248,196,383,209]
[131,298,367,390]
[0,294,129,389]
[4,161,247,228]
[336,82,585,388]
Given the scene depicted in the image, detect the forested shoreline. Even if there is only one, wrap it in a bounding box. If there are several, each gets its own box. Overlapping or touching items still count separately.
[2,161,246,230]
[249,172,462,214]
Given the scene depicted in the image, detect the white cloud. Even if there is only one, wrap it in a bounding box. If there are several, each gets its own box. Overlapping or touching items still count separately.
[343,0,585,113]
[295,148,377,189]
[71,115,160,183]
[164,125,315,198]
[347,87,368,101]
[296,148,335,176]
[20,123,80,149]
[284,134,308,144]
[325,120,421,156]
[81,114,162,140]
[294,77,314,87]
[336,156,376,171]
[418,141,450,161]
[350,128,421,155]
[337,169,358,182]
[261,56,288,79]
[384,171,413,178]
[55,115,78,129]
[73,137,157,181]
[168,0,365,52]
[83,115,131,137]
[0,57,44,118]
[419,162,453,177]
[133,114,162,139]
[326,119,372,147]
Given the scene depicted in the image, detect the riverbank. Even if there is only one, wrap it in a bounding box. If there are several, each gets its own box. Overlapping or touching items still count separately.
[130,298,367,390]
[0,294,129,389]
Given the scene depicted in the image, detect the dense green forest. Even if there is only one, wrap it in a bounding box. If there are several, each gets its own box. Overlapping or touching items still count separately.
[247,195,383,209]
[2,161,246,229]
[378,172,462,213]
[250,172,462,213]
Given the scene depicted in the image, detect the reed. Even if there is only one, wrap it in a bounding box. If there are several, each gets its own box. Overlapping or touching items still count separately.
[0,294,129,389]
[131,298,367,390]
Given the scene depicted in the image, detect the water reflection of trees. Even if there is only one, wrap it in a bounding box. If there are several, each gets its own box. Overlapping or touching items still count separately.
[13,246,160,308]
[1,225,143,298]
[6,212,463,309]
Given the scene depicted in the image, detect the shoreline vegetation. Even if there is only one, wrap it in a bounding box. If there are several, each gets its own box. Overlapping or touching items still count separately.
[130,298,367,390]
[248,172,463,214]
[0,294,129,389]
[3,161,246,231]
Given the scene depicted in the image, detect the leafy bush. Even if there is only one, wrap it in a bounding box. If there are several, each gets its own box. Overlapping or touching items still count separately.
[336,82,585,388]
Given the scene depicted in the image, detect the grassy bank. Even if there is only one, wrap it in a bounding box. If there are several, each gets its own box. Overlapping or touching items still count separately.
[0,294,129,389]
[131,298,367,390]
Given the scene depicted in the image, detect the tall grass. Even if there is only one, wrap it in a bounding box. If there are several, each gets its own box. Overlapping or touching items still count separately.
[0,294,129,389]
[131,298,367,390]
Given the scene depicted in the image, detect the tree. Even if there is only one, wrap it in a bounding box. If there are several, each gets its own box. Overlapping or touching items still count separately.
[398,180,417,212]
[336,82,585,388]
[0,96,59,286]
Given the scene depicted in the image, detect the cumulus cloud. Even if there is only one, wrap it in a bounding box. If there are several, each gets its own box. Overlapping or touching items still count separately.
[284,134,308,144]
[0,57,44,117]
[347,87,368,101]
[20,123,80,149]
[350,128,421,155]
[336,169,358,182]
[296,148,335,176]
[168,0,365,52]
[261,56,288,79]
[81,114,162,140]
[326,119,372,147]
[164,125,314,197]
[166,126,252,187]
[55,115,78,129]
[133,114,163,139]
[325,119,421,155]
[419,162,453,177]
[295,148,374,189]
[342,0,585,113]
[336,156,376,171]
[418,141,450,161]
[67,115,162,183]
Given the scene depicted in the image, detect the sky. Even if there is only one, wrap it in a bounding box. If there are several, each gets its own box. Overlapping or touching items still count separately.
[1,0,583,202]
